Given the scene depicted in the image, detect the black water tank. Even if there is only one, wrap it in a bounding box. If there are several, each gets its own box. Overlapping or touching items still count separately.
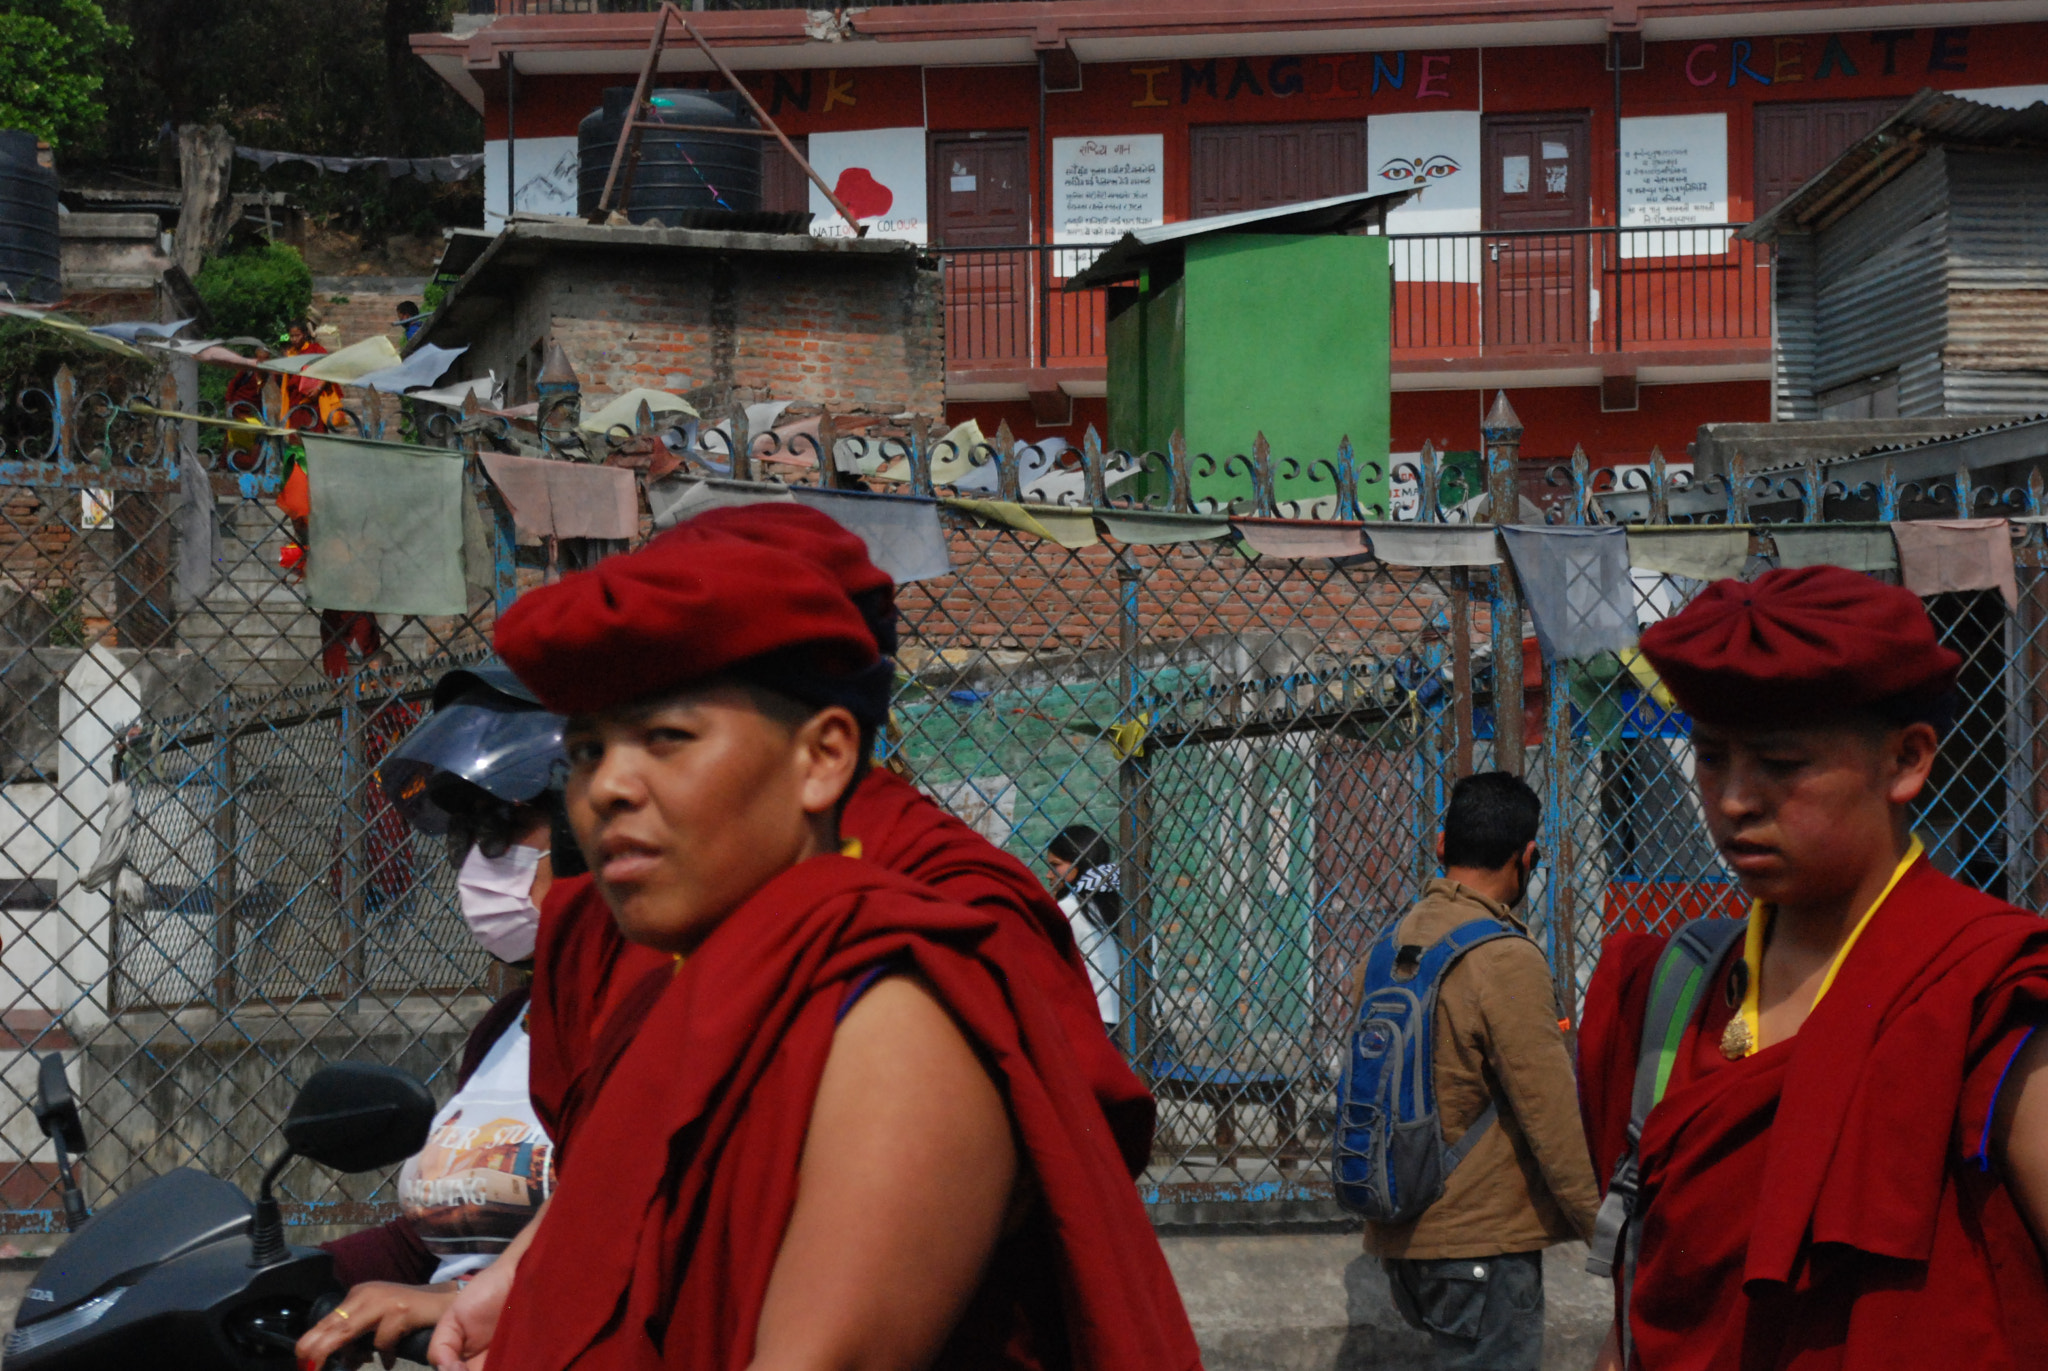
[0,131,61,304]
[577,88,763,223]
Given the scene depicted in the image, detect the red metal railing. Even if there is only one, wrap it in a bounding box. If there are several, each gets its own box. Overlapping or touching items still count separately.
[1387,225,1771,356]
[938,228,1770,375]
[934,246,1110,371]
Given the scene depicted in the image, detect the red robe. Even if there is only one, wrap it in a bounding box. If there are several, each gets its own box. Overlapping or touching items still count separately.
[489,855,1201,1371]
[528,767,1145,1172]
[1578,856,2048,1370]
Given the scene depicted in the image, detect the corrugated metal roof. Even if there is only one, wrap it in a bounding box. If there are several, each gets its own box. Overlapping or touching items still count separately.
[1062,187,1416,291]
[1743,90,2048,244]
[1751,412,2048,487]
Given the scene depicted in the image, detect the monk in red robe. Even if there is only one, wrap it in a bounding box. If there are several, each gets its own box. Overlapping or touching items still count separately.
[1578,565,2048,1371]
[431,529,1199,1371]
[523,506,1124,1161]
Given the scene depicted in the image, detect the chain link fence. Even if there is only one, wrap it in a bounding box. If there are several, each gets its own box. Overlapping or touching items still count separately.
[1,361,2043,1234]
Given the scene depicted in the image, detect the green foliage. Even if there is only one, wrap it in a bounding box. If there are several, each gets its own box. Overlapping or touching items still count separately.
[40,587,84,649]
[196,242,314,343]
[0,0,128,147]
[421,279,447,313]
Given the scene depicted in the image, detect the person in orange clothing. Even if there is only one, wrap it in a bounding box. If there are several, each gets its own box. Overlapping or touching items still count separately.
[429,530,1198,1371]
[1578,565,2048,1371]
[283,321,344,432]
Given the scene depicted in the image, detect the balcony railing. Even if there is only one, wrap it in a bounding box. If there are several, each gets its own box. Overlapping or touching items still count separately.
[938,227,1770,375]
[471,0,1040,12]
[1387,225,1770,356]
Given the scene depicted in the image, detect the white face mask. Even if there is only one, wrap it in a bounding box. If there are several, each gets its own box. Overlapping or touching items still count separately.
[457,843,543,963]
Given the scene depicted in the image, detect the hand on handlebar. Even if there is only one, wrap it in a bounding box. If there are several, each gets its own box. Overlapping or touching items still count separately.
[295,1281,455,1370]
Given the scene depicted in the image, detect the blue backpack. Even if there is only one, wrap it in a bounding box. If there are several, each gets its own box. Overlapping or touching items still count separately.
[1333,917,1519,1223]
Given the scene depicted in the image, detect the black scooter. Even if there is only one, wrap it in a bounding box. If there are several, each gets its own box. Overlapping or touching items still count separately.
[7,1052,440,1370]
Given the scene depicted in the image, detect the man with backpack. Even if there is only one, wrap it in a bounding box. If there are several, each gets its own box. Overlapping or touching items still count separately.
[1577,566,2048,1370]
[1346,771,1600,1370]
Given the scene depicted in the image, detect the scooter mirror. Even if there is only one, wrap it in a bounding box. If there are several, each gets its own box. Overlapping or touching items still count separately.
[283,1063,436,1174]
[34,1053,85,1153]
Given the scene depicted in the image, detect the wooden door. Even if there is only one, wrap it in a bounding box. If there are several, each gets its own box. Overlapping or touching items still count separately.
[931,133,1032,363]
[1754,99,1907,215]
[761,135,811,215]
[1189,122,1367,219]
[1482,113,1591,347]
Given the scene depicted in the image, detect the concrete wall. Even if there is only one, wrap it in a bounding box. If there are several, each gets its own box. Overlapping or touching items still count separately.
[0,1229,1612,1369]
[1163,1232,1610,1371]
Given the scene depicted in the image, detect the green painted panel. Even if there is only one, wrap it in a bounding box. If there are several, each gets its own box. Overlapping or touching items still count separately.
[1143,276,1185,456]
[1106,298,1146,455]
[1182,233,1390,514]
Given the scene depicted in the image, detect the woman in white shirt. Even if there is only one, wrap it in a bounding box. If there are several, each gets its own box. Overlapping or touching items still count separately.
[295,665,569,1370]
[1047,825,1123,1029]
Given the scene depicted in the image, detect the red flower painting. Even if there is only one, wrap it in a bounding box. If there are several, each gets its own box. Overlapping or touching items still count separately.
[833,166,894,221]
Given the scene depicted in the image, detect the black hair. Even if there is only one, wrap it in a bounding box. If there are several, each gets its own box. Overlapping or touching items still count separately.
[1441,771,1541,871]
[1047,824,1120,929]
[1048,824,1114,871]
[396,301,419,318]
[435,780,587,877]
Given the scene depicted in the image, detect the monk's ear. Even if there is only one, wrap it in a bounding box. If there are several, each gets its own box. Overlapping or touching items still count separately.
[794,705,863,817]
[1885,721,1940,807]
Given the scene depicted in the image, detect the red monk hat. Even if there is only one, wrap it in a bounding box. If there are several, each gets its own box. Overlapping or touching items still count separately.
[1638,564,1961,729]
[655,504,898,654]
[494,535,889,721]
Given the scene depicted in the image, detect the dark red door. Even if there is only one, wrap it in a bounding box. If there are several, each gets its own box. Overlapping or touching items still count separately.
[931,133,1032,363]
[761,134,811,215]
[1189,121,1367,218]
[1482,113,1591,348]
[1753,98,1907,214]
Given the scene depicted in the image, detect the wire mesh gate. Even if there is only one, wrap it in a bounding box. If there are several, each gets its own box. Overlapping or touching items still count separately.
[2,365,2045,1235]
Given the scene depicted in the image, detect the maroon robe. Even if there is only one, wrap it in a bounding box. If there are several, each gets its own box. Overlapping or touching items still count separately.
[489,855,1201,1371]
[1579,856,2048,1370]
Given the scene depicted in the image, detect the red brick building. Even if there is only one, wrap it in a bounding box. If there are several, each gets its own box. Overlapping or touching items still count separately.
[413,0,2048,467]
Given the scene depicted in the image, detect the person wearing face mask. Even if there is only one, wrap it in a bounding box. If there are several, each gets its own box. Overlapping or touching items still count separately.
[295,663,574,1371]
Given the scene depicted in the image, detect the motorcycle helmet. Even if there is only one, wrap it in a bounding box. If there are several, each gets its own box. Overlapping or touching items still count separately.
[377,661,566,841]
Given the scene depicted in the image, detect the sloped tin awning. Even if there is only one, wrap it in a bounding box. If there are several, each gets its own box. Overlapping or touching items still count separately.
[1062,186,1417,292]
[1742,88,2048,243]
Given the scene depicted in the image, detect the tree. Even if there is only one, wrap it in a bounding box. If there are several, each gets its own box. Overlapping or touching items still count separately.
[0,0,127,147]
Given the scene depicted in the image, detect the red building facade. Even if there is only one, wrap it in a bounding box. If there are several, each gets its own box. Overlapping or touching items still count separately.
[416,1,2048,468]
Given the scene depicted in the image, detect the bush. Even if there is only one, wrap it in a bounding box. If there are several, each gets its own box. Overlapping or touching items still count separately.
[195,242,313,343]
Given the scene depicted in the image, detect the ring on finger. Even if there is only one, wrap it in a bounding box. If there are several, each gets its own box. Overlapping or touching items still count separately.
[335,1309,351,1321]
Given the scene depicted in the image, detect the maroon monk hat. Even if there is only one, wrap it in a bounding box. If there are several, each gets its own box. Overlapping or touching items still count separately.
[1638,564,1961,729]
[494,536,884,719]
[656,504,898,654]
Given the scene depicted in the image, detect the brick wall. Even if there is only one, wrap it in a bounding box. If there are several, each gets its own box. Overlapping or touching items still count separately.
[310,278,428,349]
[896,522,1477,674]
[478,239,944,418]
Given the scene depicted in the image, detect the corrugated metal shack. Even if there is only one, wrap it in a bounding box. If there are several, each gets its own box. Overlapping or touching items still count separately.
[1745,91,2048,423]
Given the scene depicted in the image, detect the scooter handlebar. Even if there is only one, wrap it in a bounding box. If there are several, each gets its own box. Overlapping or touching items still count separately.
[323,1325,436,1370]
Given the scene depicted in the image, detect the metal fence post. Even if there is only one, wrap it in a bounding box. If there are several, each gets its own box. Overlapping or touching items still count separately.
[1116,549,1155,1069]
[211,700,239,1006]
[1484,392,1526,773]
[342,683,368,1007]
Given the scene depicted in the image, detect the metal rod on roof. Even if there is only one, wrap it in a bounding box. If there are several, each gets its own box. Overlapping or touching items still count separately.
[593,11,672,221]
[670,7,866,237]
